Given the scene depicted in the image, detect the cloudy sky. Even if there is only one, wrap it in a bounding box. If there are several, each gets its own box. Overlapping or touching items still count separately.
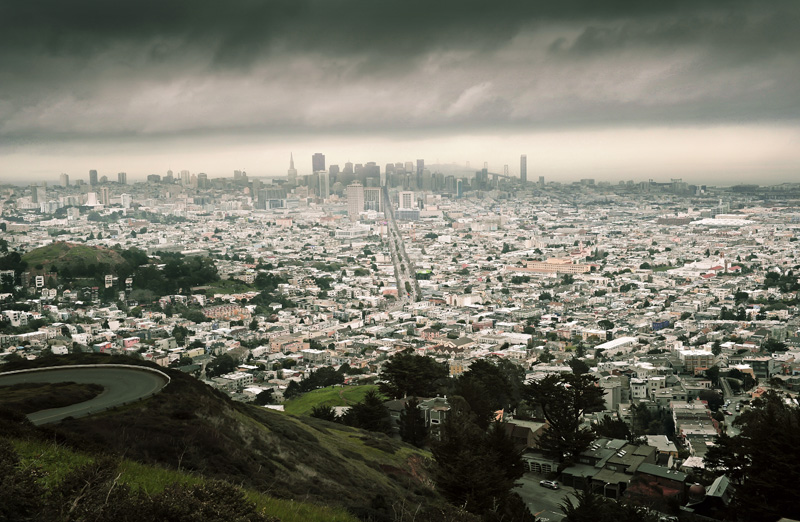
[1,0,799,184]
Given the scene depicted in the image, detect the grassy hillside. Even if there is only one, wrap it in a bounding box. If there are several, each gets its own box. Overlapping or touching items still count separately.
[10,438,356,522]
[22,241,126,272]
[283,385,380,416]
[1,354,446,520]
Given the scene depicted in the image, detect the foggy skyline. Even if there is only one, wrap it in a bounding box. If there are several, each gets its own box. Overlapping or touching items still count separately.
[2,1,799,184]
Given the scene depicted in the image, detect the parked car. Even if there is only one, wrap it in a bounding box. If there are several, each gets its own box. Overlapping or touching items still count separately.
[539,480,559,489]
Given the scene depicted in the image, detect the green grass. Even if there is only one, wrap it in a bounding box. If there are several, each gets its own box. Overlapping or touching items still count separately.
[22,242,125,271]
[206,278,254,293]
[283,385,379,416]
[11,438,358,522]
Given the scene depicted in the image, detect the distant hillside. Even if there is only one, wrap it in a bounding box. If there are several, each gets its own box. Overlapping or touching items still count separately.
[1,354,451,521]
[22,242,127,273]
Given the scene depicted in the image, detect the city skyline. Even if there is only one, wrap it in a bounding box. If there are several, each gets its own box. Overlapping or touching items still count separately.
[1,1,799,183]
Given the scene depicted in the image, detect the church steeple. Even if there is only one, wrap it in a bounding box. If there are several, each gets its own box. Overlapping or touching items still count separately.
[287,152,298,187]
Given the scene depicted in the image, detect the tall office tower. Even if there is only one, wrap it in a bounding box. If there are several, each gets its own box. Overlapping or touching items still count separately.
[89,169,98,186]
[520,155,527,183]
[59,173,70,187]
[404,161,414,174]
[30,184,41,203]
[539,176,545,187]
[197,173,208,189]
[287,153,298,187]
[181,170,190,185]
[121,193,131,208]
[456,179,464,198]
[329,164,340,184]
[100,187,110,206]
[343,161,354,175]
[165,169,174,183]
[312,153,325,172]
[364,187,382,211]
[416,159,424,175]
[118,172,127,185]
[399,191,415,209]
[318,170,330,198]
[346,181,364,221]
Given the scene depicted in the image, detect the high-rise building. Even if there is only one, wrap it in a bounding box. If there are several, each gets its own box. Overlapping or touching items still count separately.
[539,176,545,187]
[520,154,527,184]
[364,187,382,211]
[399,191,415,209]
[59,173,70,187]
[118,172,127,185]
[346,181,364,221]
[312,153,325,173]
[165,169,174,183]
[197,173,208,189]
[99,187,110,206]
[287,153,298,187]
[318,170,330,199]
[89,169,98,186]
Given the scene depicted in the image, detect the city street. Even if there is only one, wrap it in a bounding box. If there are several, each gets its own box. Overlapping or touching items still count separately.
[515,474,576,522]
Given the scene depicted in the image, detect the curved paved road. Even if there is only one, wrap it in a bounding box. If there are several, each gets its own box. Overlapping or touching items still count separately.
[0,366,169,425]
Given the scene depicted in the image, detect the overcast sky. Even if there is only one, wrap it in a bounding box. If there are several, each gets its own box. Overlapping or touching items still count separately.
[1,0,799,184]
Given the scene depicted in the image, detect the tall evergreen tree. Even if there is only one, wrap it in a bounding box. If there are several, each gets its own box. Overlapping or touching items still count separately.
[705,390,800,521]
[430,398,533,520]
[398,397,427,447]
[523,373,605,469]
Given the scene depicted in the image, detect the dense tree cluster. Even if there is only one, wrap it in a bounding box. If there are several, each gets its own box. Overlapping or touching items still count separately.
[398,397,427,447]
[379,350,449,399]
[283,366,344,399]
[341,389,393,434]
[523,373,605,469]
[431,398,533,521]
[453,358,526,429]
[705,390,800,521]
[560,489,659,522]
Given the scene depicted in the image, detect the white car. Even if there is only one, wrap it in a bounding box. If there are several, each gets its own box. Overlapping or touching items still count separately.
[539,480,559,489]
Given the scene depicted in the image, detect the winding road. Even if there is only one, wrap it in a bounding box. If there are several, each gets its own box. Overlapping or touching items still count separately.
[0,365,170,425]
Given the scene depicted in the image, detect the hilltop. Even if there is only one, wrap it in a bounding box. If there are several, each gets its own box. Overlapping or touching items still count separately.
[21,241,129,274]
[0,355,455,521]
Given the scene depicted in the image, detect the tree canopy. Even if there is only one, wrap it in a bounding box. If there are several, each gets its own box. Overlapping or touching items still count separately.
[704,390,800,521]
[523,373,605,469]
[379,350,449,399]
[430,399,532,521]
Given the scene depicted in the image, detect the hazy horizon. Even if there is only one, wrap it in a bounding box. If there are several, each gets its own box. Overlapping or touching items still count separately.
[2,1,799,184]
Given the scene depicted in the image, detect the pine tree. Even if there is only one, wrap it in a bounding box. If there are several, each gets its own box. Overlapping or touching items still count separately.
[398,397,427,447]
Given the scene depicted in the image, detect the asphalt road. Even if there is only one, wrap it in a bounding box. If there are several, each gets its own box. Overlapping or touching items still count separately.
[516,474,575,522]
[0,366,169,425]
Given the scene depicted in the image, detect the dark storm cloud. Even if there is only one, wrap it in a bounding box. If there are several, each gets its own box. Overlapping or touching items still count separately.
[1,0,799,144]
[3,0,794,64]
